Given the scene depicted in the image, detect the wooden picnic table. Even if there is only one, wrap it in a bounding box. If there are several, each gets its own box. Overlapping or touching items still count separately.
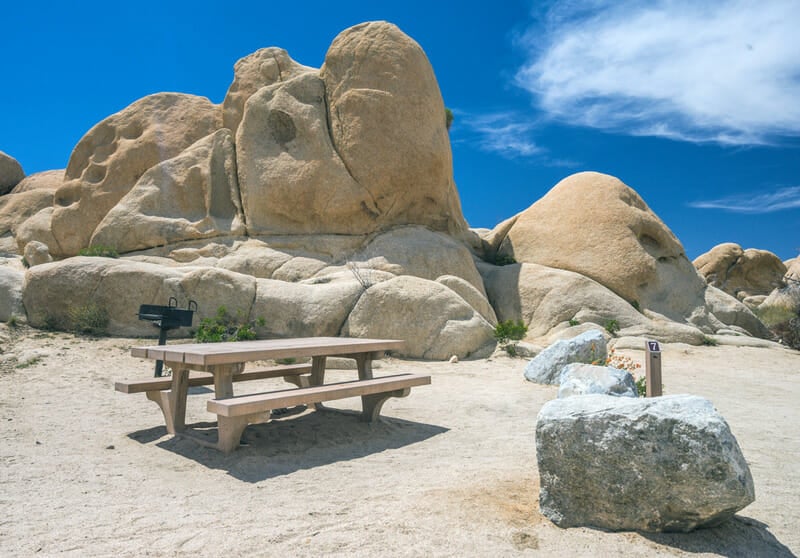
[119,337,430,452]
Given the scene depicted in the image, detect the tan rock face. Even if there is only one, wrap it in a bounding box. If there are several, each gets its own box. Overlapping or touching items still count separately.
[236,72,376,235]
[0,151,25,195]
[342,275,495,359]
[10,169,63,194]
[496,172,707,321]
[222,47,315,136]
[321,21,467,236]
[46,93,221,256]
[91,129,244,253]
[694,243,788,299]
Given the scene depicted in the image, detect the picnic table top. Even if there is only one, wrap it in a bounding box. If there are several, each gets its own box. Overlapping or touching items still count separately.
[130,336,405,366]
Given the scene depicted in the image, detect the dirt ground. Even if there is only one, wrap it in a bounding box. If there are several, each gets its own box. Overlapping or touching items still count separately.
[1,325,798,557]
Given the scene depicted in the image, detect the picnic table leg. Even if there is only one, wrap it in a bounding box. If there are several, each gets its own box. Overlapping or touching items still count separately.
[354,353,375,380]
[311,356,327,410]
[211,363,241,399]
[167,362,190,433]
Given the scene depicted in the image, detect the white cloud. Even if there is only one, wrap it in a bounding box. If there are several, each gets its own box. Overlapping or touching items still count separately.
[456,110,543,158]
[515,0,800,144]
[689,186,800,213]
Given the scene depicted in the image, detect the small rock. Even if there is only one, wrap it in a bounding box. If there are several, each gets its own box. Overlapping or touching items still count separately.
[449,355,458,363]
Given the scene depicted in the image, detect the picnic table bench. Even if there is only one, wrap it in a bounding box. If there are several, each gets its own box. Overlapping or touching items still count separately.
[118,337,430,453]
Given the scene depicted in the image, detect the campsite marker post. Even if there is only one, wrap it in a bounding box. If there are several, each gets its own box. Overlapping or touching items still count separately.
[645,340,662,397]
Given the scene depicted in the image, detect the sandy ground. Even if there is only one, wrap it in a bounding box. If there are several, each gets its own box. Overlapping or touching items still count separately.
[1,325,798,557]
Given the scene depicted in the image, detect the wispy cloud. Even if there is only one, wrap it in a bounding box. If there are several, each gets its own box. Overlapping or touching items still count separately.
[456,110,542,158]
[515,0,800,145]
[690,186,800,213]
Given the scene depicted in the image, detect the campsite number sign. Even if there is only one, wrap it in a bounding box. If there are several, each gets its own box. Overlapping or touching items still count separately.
[645,340,663,397]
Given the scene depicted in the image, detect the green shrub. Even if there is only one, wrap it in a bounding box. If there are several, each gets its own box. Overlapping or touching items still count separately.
[635,376,647,397]
[195,306,264,343]
[494,320,528,344]
[445,107,454,130]
[79,245,119,258]
[755,297,800,350]
[701,335,718,346]
[494,254,517,266]
[68,303,109,336]
[568,317,579,327]
[604,319,620,335]
[493,319,528,356]
[631,300,641,312]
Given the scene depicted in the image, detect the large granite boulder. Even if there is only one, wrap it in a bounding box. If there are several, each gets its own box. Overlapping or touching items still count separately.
[0,189,56,255]
[494,172,707,322]
[236,72,377,235]
[694,243,787,300]
[536,394,755,532]
[480,261,649,339]
[36,93,221,257]
[251,277,364,338]
[557,363,637,398]
[342,275,495,359]
[91,129,245,252]
[222,47,315,136]
[0,266,25,321]
[321,21,467,237]
[22,257,256,336]
[10,169,63,194]
[524,329,607,384]
[704,286,771,338]
[0,151,24,195]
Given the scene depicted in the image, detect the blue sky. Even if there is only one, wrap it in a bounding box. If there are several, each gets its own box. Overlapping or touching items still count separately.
[2,0,798,260]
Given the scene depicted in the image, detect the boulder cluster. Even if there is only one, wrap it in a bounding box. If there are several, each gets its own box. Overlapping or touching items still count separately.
[0,21,792,357]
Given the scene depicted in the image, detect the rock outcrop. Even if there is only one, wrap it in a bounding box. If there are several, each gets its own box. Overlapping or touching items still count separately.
[25,93,222,257]
[493,172,707,322]
[342,275,495,359]
[0,151,25,195]
[321,21,467,237]
[0,266,25,321]
[694,243,787,301]
[2,21,778,357]
[91,129,245,252]
[222,47,315,136]
[0,171,61,255]
[536,394,755,532]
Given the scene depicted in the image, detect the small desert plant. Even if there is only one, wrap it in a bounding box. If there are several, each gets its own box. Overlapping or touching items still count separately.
[494,319,528,356]
[595,348,645,396]
[195,306,265,343]
[275,357,297,365]
[347,261,374,290]
[568,317,580,327]
[631,300,641,312]
[701,335,718,346]
[494,253,517,266]
[445,107,454,130]
[21,257,30,269]
[635,376,647,397]
[79,245,119,258]
[604,319,620,335]
[7,314,20,328]
[69,303,110,336]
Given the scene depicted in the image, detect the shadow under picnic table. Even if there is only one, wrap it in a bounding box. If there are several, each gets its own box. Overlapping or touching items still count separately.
[131,408,447,482]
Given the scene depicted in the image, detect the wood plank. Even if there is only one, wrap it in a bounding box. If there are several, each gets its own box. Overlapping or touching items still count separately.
[115,364,312,393]
[208,374,431,417]
[130,337,405,367]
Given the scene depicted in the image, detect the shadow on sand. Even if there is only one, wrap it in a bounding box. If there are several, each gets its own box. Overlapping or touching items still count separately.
[128,408,448,483]
[641,515,796,558]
